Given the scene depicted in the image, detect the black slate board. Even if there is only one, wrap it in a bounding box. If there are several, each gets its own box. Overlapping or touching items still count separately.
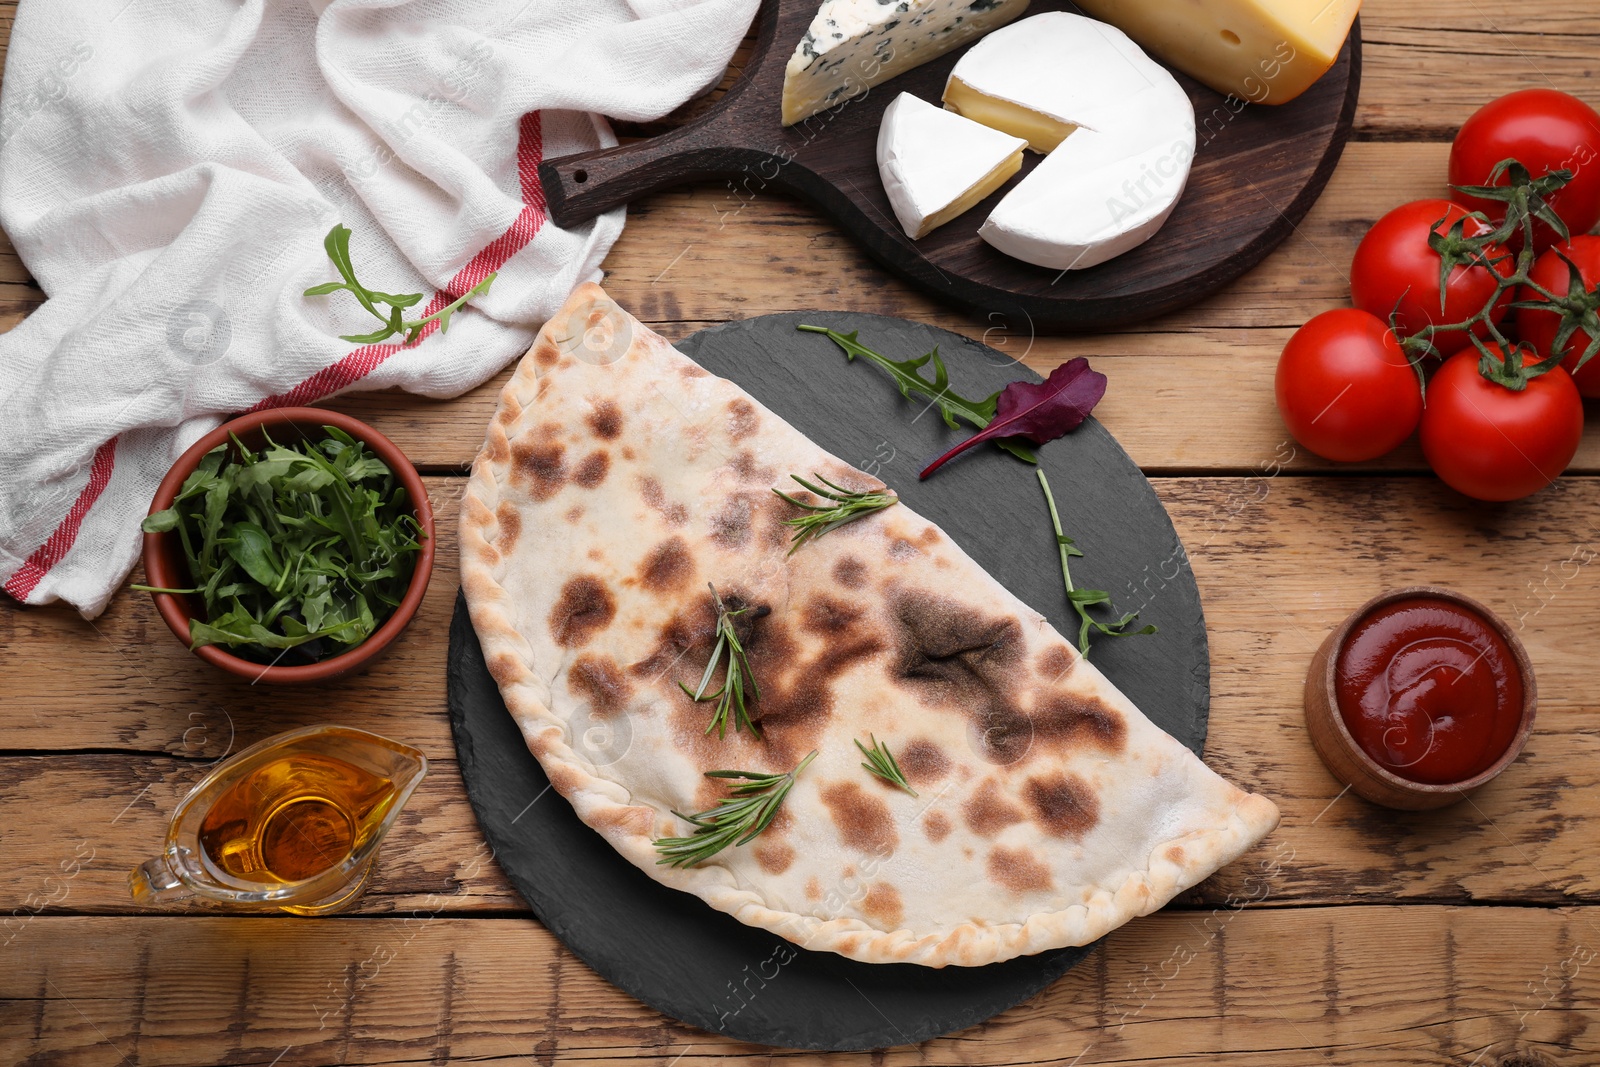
[448,313,1211,1051]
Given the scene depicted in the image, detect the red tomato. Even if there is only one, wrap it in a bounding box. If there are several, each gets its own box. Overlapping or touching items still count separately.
[1350,199,1513,356]
[1516,235,1600,397]
[1421,350,1584,502]
[1275,309,1423,463]
[1449,89,1600,253]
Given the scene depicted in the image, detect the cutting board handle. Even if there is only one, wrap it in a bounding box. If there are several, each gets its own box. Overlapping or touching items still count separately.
[540,0,791,229]
[540,125,759,229]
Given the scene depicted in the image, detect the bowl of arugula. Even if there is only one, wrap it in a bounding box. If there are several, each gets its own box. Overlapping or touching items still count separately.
[139,408,434,684]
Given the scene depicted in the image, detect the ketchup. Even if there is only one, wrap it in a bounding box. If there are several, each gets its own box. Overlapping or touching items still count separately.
[1335,597,1522,784]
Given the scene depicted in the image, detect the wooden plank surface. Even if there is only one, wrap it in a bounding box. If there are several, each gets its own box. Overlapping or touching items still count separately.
[329,139,1597,474]
[3,908,1596,1066]
[5,475,1600,916]
[3,0,1599,1063]
[0,13,1590,472]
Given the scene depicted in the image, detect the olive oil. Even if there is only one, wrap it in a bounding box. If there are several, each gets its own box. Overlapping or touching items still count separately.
[133,725,426,914]
[198,753,398,884]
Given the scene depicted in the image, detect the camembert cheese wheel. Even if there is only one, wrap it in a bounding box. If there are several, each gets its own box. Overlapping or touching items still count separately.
[945,12,1197,271]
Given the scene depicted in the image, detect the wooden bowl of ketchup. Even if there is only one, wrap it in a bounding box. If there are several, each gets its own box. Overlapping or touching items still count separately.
[1304,586,1537,810]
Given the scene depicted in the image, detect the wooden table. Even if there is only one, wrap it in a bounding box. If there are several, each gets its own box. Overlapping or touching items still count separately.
[4,3,1597,1064]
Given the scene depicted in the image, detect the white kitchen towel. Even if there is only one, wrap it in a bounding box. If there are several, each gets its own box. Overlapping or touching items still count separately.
[0,0,757,617]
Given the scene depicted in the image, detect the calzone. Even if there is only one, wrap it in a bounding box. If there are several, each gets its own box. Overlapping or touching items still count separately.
[461,283,1279,968]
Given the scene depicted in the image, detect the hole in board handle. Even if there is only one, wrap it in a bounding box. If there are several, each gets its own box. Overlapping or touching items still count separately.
[1220,29,1241,45]
[573,169,589,184]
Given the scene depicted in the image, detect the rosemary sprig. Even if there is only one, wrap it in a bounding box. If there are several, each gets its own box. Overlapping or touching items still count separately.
[855,734,917,797]
[304,224,497,345]
[773,473,898,554]
[1038,470,1156,658]
[654,751,818,868]
[679,583,763,738]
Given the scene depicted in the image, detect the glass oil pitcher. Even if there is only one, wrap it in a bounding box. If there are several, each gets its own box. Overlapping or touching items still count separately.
[131,724,427,915]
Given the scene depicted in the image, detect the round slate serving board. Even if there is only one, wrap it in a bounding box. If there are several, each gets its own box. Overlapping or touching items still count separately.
[537,0,1360,332]
[448,313,1211,1050]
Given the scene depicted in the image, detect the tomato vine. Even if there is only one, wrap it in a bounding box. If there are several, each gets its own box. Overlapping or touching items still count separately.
[1398,160,1600,392]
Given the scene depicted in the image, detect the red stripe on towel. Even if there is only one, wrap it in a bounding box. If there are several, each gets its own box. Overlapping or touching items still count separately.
[4,435,120,601]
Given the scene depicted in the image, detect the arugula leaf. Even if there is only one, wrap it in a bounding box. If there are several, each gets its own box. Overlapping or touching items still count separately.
[136,428,423,664]
[405,274,497,345]
[1037,469,1156,658]
[304,223,497,345]
[798,325,1035,464]
[224,521,282,588]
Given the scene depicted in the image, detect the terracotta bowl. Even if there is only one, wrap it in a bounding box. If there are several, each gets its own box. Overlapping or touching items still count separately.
[1303,586,1537,810]
[142,408,434,685]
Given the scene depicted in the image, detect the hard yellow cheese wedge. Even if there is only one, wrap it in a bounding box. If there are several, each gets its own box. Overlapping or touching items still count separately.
[1070,0,1361,105]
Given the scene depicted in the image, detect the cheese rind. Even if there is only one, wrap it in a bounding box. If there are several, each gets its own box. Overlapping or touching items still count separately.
[877,93,1027,239]
[781,0,1030,128]
[946,12,1197,271]
[1070,0,1360,106]
[978,130,1192,270]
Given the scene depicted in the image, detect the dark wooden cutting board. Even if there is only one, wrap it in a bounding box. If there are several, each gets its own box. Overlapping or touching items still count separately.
[448,313,1212,1050]
[540,0,1361,332]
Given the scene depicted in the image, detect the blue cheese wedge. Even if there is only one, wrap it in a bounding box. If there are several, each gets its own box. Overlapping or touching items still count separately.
[781,0,1030,128]
[877,93,1026,239]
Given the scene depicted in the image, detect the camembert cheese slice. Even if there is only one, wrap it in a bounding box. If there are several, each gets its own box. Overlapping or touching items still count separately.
[944,12,1196,271]
[1071,0,1360,106]
[877,93,1027,240]
[780,0,1030,128]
